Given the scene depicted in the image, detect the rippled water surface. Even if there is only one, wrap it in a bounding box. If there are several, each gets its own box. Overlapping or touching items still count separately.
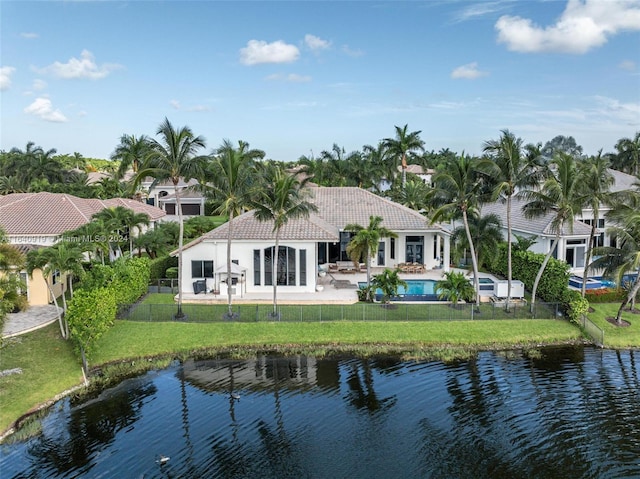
[2,347,639,479]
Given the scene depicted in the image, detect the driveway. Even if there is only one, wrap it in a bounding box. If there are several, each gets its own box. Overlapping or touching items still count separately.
[2,305,63,338]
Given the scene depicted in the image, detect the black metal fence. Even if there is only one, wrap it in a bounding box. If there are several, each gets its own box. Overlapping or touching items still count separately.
[118,301,563,323]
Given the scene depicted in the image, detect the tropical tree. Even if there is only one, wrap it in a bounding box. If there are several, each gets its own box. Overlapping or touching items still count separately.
[370,268,407,305]
[430,154,484,310]
[435,271,475,307]
[202,139,264,318]
[252,164,317,318]
[122,210,150,257]
[613,132,640,177]
[383,124,425,188]
[0,228,26,327]
[111,133,151,180]
[521,153,586,314]
[92,206,136,259]
[452,212,503,270]
[362,142,394,193]
[482,129,542,310]
[578,153,614,297]
[386,178,431,212]
[134,118,207,318]
[344,216,397,299]
[591,187,640,323]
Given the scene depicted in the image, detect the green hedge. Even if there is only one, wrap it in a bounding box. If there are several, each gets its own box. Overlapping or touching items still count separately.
[149,255,178,280]
[585,288,627,303]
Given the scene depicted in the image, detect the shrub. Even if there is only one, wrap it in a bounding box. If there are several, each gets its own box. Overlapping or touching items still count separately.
[562,289,589,323]
[585,288,626,303]
[149,255,178,281]
[165,267,179,279]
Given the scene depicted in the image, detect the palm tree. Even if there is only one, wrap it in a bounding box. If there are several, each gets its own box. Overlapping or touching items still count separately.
[202,139,264,319]
[370,268,407,305]
[452,212,503,270]
[0,227,25,325]
[521,152,586,314]
[122,211,150,257]
[435,271,475,308]
[578,153,613,297]
[344,216,397,299]
[111,134,151,180]
[386,178,431,212]
[483,129,543,310]
[614,131,640,177]
[430,154,484,310]
[92,206,136,259]
[252,165,317,318]
[134,118,207,319]
[383,124,425,188]
[362,142,394,193]
[591,187,640,323]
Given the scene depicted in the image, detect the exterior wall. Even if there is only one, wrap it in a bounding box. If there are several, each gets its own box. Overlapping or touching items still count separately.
[26,268,69,306]
[181,239,318,295]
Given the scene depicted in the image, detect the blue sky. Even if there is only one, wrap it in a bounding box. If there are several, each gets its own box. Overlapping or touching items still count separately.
[1,0,639,162]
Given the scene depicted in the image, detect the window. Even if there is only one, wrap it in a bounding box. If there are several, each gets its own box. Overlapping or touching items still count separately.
[182,204,201,215]
[565,239,586,268]
[339,232,353,261]
[264,246,297,286]
[165,203,176,215]
[52,269,61,285]
[191,260,214,278]
[377,241,385,266]
[300,249,307,286]
[390,238,395,259]
[254,249,261,286]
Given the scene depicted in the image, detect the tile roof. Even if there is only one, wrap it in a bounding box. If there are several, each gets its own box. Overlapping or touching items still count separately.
[482,196,592,237]
[0,192,165,236]
[181,186,450,251]
[608,168,638,193]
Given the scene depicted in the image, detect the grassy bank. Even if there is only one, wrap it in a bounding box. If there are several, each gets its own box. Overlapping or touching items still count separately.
[0,307,624,438]
[585,303,640,348]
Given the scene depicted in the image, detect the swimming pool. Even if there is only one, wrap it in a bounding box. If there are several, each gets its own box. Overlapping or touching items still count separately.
[358,279,442,301]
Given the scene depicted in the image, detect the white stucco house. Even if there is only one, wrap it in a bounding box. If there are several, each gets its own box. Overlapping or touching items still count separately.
[141,177,206,221]
[176,186,452,297]
[481,168,638,276]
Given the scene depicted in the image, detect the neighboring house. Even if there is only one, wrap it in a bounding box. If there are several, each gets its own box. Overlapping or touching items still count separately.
[379,164,435,192]
[0,192,165,306]
[481,168,638,276]
[178,186,452,296]
[141,177,206,221]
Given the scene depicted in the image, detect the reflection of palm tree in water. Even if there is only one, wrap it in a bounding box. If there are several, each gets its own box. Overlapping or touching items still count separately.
[346,359,396,413]
[178,368,196,473]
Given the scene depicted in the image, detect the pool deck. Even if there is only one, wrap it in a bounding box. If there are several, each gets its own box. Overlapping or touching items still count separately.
[180,268,498,305]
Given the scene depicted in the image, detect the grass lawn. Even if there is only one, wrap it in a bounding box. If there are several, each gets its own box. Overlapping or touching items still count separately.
[587,303,640,348]
[0,324,83,435]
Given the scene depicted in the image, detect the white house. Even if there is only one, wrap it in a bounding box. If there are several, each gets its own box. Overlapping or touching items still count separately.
[141,177,206,221]
[177,186,452,296]
[379,164,435,192]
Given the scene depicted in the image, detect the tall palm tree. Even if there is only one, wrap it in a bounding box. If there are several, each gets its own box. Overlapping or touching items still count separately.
[252,165,317,318]
[111,134,151,180]
[578,152,613,297]
[92,206,136,259]
[122,210,150,257]
[430,154,483,310]
[614,131,640,177]
[521,152,586,314]
[482,129,542,310]
[202,139,264,319]
[591,185,640,323]
[344,216,397,298]
[452,212,503,270]
[362,142,394,193]
[383,124,425,188]
[135,118,207,318]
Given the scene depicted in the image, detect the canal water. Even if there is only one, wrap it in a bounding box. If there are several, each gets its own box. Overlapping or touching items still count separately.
[2,347,639,479]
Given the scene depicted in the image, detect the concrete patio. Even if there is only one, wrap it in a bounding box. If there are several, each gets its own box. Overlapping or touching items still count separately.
[2,305,64,338]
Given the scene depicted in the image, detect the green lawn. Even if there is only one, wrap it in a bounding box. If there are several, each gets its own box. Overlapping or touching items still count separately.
[586,303,640,348]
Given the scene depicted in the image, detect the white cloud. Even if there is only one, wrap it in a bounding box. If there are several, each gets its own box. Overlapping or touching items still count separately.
[20,32,39,39]
[36,50,122,79]
[495,0,640,54]
[24,97,68,122]
[239,40,300,65]
[305,34,331,50]
[266,73,312,82]
[452,1,511,23]
[342,45,364,57]
[0,66,16,91]
[169,99,211,111]
[451,62,489,79]
[170,99,181,109]
[619,59,637,71]
[32,79,47,90]
[593,95,640,125]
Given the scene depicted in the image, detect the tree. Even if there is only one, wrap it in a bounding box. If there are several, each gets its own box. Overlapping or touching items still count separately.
[122,210,150,257]
[92,206,137,260]
[521,153,586,314]
[578,153,613,297]
[385,178,431,212]
[134,118,207,319]
[613,131,640,177]
[383,124,425,188]
[252,165,317,318]
[371,268,407,305]
[430,154,484,310]
[483,129,542,310]
[0,228,26,328]
[111,134,151,180]
[202,139,264,319]
[591,187,640,323]
[435,271,475,308]
[452,212,503,270]
[344,216,397,300]
[541,135,584,162]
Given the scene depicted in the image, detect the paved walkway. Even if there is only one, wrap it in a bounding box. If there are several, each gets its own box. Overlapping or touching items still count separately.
[2,305,63,338]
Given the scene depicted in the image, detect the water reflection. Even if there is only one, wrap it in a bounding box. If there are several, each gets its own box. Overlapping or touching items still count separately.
[2,348,639,479]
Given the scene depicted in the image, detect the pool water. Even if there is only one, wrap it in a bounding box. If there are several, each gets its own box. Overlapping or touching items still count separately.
[359,279,441,301]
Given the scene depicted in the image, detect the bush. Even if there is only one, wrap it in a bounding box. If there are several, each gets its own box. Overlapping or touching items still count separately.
[149,255,178,281]
[562,289,589,323]
[585,288,627,303]
[165,267,179,279]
